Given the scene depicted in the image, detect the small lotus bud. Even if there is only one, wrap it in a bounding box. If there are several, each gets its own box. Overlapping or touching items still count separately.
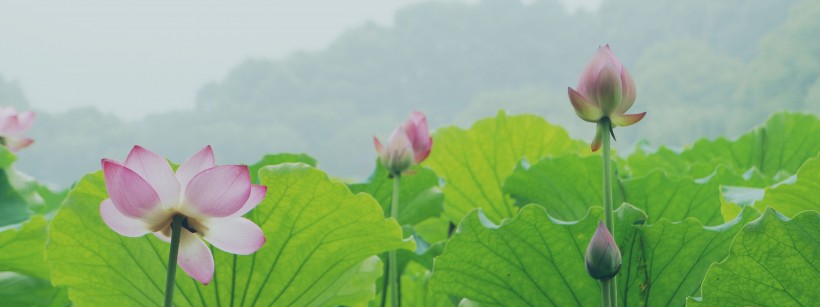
[400,111,433,163]
[585,221,621,280]
[374,112,433,176]
[374,126,415,176]
[0,107,36,152]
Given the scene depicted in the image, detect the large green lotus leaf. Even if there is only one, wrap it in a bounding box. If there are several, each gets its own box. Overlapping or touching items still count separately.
[0,146,15,169]
[703,166,770,223]
[373,230,446,306]
[1,145,64,221]
[0,169,30,227]
[400,262,453,307]
[0,272,69,307]
[690,209,819,306]
[0,216,50,279]
[413,216,451,246]
[504,155,623,221]
[321,255,384,307]
[619,207,760,306]
[425,111,588,224]
[505,155,752,225]
[47,163,413,306]
[350,163,444,305]
[627,112,820,179]
[34,185,69,214]
[349,162,443,226]
[248,153,316,183]
[754,155,820,217]
[621,171,725,226]
[429,204,646,306]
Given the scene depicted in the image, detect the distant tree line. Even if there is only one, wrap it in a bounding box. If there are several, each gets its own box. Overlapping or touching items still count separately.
[2,0,818,187]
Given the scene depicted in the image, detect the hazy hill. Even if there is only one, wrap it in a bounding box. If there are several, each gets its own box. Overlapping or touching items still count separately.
[5,0,818,186]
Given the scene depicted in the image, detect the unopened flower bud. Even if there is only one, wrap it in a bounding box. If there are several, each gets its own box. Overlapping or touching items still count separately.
[585,221,621,280]
[374,112,433,176]
[568,45,645,151]
[374,127,415,176]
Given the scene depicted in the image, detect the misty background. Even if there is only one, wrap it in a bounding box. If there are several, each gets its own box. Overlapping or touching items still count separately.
[1,0,818,187]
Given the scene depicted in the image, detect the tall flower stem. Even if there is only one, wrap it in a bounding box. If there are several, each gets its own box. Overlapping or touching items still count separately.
[388,175,401,307]
[164,215,183,307]
[601,119,614,234]
[601,118,618,306]
[600,279,613,307]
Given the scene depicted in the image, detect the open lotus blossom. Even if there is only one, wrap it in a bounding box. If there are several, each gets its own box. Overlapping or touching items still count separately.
[0,106,36,152]
[585,221,622,281]
[100,145,266,284]
[568,45,646,151]
[374,111,433,176]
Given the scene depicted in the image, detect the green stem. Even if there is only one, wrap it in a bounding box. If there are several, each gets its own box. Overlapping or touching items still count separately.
[164,215,183,307]
[601,119,618,306]
[388,175,401,307]
[601,119,614,235]
[379,255,389,307]
[600,279,612,307]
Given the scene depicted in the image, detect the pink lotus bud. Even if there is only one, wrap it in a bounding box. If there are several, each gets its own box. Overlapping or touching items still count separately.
[374,112,433,176]
[568,45,645,151]
[585,221,621,280]
[0,106,36,152]
[401,111,433,163]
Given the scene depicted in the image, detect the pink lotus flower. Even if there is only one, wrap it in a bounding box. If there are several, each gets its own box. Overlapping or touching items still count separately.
[100,145,266,284]
[374,112,433,176]
[585,221,622,280]
[0,107,36,152]
[568,45,646,151]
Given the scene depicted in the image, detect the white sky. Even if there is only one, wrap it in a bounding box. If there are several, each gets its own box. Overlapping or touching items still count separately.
[0,0,598,119]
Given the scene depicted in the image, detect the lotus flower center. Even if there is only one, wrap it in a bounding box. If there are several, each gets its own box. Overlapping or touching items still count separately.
[156,213,209,238]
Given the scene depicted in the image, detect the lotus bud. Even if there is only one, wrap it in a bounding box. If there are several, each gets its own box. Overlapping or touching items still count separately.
[568,45,645,151]
[0,107,36,152]
[374,112,433,176]
[374,127,415,176]
[585,221,622,280]
[401,111,433,163]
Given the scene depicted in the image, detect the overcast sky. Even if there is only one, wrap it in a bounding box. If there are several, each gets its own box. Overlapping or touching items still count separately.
[0,0,598,119]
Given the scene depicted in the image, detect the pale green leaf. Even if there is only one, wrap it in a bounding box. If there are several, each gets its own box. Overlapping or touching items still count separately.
[429,204,646,306]
[0,169,30,227]
[248,153,317,183]
[0,215,50,279]
[754,154,820,216]
[401,262,453,307]
[690,209,820,306]
[505,155,753,225]
[319,256,383,307]
[620,207,760,306]
[425,111,588,224]
[620,171,724,225]
[0,146,15,169]
[47,163,413,306]
[627,112,820,179]
[504,155,621,221]
[0,272,69,307]
[349,162,444,226]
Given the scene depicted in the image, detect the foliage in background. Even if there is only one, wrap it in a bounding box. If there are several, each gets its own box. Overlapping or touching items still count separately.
[0,111,817,306]
[1,0,818,187]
